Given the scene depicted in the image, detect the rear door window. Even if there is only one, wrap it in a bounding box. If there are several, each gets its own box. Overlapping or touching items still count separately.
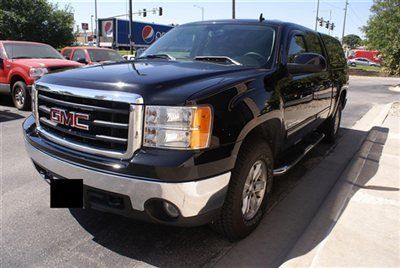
[72,49,86,61]
[304,32,324,55]
[320,34,346,68]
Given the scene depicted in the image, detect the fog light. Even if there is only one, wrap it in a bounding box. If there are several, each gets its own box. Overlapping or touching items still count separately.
[163,201,180,218]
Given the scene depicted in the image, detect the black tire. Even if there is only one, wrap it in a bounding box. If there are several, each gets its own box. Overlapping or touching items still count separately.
[210,138,273,241]
[351,62,356,67]
[323,101,342,143]
[12,81,31,111]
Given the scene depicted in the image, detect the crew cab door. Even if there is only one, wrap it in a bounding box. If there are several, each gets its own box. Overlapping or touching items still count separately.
[282,31,331,138]
[282,33,316,137]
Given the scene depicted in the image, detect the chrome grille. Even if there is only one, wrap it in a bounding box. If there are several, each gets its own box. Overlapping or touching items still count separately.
[33,83,143,159]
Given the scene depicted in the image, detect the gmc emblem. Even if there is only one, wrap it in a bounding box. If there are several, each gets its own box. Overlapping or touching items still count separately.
[50,108,90,131]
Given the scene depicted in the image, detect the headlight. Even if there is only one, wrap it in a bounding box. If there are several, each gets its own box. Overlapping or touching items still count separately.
[29,67,48,78]
[144,105,212,150]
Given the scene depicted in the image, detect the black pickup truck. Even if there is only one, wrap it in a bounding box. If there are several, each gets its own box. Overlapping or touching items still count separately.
[23,19,348,241]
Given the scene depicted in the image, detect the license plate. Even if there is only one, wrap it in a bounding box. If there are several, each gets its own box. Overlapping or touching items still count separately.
[50,178,83,208]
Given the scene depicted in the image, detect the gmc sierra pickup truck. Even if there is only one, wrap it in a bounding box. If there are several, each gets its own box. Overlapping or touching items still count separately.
[23,20,348,241]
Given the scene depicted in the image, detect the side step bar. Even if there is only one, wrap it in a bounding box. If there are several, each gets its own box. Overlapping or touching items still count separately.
[273,133,325,176]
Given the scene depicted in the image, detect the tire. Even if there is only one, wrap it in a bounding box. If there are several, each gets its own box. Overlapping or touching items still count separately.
[211,138,274,241]
[350,62,356,67]
[323,101,342,143]
[12,81,31,111]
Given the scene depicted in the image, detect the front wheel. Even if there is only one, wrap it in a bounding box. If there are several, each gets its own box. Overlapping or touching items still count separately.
[211,139,273,241]
[323,101,342,143]
[12,81,31,111]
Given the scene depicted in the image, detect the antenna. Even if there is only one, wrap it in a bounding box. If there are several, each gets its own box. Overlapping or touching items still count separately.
[259,13,265,22]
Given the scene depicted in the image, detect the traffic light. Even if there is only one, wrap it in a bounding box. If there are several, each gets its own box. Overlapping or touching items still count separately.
[319,18,323,27]
[330,23,335,30]
[325,20,330,29]
[143,9,147,17]
[159,7,163,16]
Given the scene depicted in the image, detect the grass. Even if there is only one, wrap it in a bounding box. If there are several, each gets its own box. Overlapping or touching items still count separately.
[118,50,134,56]
[349,65,382,72]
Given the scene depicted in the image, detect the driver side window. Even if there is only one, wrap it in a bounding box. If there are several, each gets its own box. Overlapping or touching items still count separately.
[288,35,306,63]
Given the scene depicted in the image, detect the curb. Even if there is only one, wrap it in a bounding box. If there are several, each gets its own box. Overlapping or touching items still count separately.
[282,104,392,267]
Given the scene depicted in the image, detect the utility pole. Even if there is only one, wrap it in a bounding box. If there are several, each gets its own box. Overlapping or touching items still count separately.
[232,0,235,19]
[194,5,204,21]
[315,0,320,31]
[341,0,349,44]
[129,0,133,54]
[328,10,332,35]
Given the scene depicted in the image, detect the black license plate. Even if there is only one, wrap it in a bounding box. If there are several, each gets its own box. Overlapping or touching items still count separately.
[50,178,83,208]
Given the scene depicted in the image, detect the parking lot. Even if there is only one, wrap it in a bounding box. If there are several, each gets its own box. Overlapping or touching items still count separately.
[1,76,399,267]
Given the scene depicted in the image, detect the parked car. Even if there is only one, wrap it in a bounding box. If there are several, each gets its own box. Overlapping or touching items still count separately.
[61,47,124,65]
[24,20,348,241]
[0,40,82,110]
[347,57,380,67]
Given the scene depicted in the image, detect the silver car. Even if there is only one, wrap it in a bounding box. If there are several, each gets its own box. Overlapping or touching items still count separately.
[348,57,380,67]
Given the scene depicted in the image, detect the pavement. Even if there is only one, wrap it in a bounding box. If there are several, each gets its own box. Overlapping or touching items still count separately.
[282,102,400,267]
[1,76,400,267]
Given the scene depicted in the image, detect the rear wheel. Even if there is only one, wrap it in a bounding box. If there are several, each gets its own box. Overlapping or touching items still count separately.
[211,138,273,241]
[12,81,31,111]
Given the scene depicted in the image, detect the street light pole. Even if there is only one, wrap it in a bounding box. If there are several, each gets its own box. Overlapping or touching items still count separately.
[94,0,98,46]
[232,0,235,19]
[193,5,204,21]
[91,15,94,36]
[315,0,320,31]
[328,10,332,35]
[341,0,349,44]
[128,0,133,54]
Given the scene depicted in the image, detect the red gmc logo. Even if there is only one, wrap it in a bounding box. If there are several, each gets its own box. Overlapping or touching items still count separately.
[50,108,90,131]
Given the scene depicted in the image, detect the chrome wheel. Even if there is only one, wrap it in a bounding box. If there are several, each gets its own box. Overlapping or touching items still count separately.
[242,160,267,220]
[14,87,25,107]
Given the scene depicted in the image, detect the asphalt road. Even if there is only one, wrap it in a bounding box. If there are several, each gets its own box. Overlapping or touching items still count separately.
[1,76,399,267]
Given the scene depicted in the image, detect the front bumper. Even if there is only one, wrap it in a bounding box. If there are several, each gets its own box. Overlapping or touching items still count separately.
[24,123,231,226]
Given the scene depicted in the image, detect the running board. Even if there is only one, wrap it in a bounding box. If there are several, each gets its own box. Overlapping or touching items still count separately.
[273,133,325,176]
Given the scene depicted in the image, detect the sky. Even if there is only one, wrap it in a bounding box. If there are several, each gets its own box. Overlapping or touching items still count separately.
[49,0,374,38]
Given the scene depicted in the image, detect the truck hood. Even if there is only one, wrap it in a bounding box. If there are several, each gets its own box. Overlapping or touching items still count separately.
[38,60,260,105]
[13,58,82,69]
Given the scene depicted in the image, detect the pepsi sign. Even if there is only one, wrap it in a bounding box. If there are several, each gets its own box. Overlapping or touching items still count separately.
[141,25,167,44]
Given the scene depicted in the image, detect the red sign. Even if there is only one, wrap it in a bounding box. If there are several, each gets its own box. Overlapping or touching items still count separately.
[81,23,89,31]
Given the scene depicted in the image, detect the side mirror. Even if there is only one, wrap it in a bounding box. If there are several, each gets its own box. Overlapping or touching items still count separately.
[287,53,327,74]
[0,58,3,68]
[76,58,88,64]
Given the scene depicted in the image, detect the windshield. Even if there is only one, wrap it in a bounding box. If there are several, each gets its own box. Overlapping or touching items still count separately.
[4,43,64,59]
[141,24,276,68]
[88,49,123,62]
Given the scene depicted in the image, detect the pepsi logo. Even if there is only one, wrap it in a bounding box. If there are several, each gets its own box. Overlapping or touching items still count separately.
[103,21,113,37]
[142,25,155,44]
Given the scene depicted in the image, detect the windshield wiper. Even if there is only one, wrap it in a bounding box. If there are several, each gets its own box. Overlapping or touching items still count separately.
[138,54,176,60]
[12,56,31,59]
[193,56,242,66]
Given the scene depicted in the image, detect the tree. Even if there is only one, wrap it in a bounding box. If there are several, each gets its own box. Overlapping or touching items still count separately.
[0,0,75,48]
[363,0,400,75]
[342,34,362,49]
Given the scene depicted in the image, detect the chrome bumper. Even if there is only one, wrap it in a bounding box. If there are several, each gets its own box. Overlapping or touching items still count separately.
[24,139,230,218]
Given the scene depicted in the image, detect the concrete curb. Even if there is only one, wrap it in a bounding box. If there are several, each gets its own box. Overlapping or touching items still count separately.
[282,104,393,267]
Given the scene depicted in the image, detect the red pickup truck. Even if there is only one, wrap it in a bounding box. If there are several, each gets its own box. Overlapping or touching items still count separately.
[0,41,81,110]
